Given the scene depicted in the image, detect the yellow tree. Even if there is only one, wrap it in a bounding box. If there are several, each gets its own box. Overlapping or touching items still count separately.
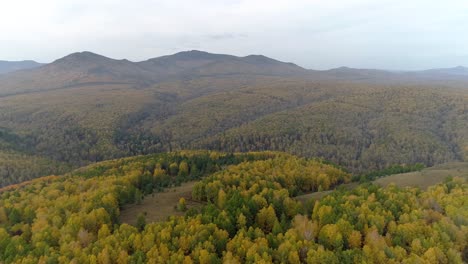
[348,230,362,249]
[178,197,187,212]
[256,205,277,232]
[217,189,227,209]
[178,161,189,177]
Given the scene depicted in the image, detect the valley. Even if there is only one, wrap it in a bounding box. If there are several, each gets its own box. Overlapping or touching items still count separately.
[0,51,467,188]
[0,51,467,264]
[2,1,468,263]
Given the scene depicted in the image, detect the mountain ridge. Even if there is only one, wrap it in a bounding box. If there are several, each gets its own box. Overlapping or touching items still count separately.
[0,60,44,74]
[0,50,467,187]
[420,65,468,76]
[0,50,307,97]
[2,50,467,77]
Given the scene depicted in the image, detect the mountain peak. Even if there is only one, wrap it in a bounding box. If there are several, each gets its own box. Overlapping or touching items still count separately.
[332,66,352,71]
[243,54,276,64]
[54,51,111,64]
[169,50,234,61]
[178,50,210,55]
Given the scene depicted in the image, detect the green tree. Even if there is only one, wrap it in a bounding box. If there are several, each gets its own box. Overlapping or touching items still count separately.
[178,161,189,178]
[169,162,179,176]
[256,205,278,233]
[177,197,187,212]
[136,212,146,231]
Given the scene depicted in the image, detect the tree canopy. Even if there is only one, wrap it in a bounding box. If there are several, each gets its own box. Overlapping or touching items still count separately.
[0,151,466,263]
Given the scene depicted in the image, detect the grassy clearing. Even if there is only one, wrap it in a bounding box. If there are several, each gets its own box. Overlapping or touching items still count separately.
[295,162,468,203]
[119,181,203,225]
[120,162,468,223]
[294,182,358,204]
[374,161,468,189]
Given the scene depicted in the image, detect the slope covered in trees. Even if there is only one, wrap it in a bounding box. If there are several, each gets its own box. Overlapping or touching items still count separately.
[0,151,466,263]
[0,51,467,186]
[0,151,70,188]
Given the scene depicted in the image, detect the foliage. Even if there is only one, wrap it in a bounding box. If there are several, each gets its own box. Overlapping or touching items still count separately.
[177,198,187,212]
[353,163,425,182]
[0,151,466,263]
[0,76,467,186]
[0,150,70,188]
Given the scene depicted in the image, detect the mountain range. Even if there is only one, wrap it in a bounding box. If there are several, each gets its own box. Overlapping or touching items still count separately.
[0,50,467,187]
[0,60,43,74]
[1,50,468,97]
[0,51,308,97]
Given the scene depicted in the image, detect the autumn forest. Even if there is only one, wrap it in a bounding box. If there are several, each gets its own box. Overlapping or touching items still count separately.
[0,49,467,263]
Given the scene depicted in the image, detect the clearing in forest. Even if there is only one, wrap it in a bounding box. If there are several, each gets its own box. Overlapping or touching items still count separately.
[121,162,468,224]
[296,162,468,203]
[374,161,468,189]
[119,181,203,225]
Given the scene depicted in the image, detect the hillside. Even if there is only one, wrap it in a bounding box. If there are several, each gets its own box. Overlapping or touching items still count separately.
[420,66,468,77]
[0,60,43,75]
[138,50,307,78]
[374,161,468,189]
[0,151,466,263]
[295,161,468,204]
[0,50,306,97]
[0,51,467,187]
[193,84,467,170]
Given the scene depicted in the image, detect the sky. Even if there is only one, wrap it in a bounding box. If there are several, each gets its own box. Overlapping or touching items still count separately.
[1,0,468,70]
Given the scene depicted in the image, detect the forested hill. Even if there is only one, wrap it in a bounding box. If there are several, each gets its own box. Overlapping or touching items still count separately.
[0,50,467,187]
[0,151,466,263]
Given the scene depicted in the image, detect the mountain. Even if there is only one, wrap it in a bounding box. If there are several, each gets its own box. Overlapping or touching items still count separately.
[321,66,395,80]
[0,50,306,97]
[316,65,468,84]
[138,50,306,77]
[0,52,155,97]
[2,51,467,98]
[0,51,467,187]
[0,60,43,74]
[420,66,468,76]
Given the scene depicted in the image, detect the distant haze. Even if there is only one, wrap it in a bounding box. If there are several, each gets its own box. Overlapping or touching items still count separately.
[1,0,468,70]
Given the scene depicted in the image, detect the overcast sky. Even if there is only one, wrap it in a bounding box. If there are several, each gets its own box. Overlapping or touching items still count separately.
[1,0,467,70]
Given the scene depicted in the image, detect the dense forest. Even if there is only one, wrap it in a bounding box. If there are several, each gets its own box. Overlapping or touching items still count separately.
[0,51,467,186]
[2,2,468,262]
[0,151,466,263]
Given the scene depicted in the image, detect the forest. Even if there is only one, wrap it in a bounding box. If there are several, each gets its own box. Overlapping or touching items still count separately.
[2,3,468,263]
[0,151,466,263]
[0,50,467,187]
